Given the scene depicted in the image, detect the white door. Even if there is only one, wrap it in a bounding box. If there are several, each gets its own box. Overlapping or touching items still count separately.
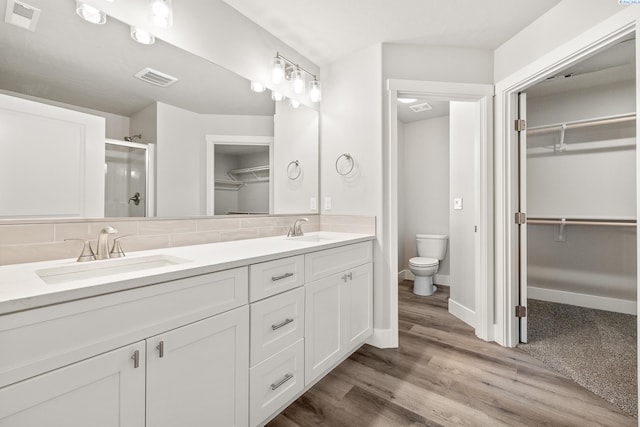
[0,342,145,427]
[517,92,528,343]
[343,263,373,351]
[146,306,249,427]
[305,274,343,385]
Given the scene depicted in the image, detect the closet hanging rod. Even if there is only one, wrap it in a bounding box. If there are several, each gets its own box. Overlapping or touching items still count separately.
[526,113,635,135]
[527,218,636,227]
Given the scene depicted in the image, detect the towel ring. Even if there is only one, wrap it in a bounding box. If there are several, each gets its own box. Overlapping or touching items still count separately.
[287,160,302,180]
[335,153,354,176]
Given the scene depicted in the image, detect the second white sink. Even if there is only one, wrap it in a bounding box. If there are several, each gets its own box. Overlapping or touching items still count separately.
[36,254,189,285]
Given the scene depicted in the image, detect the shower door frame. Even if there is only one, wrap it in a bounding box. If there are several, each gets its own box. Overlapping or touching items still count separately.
[105,138,156,217]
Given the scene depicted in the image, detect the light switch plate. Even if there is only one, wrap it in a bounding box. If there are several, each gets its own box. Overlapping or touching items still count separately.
[310,197,317,211]
[453,197,463,210]
[324,196,332,211]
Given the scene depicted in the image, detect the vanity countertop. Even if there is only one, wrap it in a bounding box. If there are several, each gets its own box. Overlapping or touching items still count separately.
[0,232,375,315]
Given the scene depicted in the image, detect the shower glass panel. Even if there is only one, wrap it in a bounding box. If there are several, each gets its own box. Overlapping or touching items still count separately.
[105,141,148,217]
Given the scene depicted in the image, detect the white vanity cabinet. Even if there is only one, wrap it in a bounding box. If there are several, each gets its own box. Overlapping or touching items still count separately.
[304,242,373,385]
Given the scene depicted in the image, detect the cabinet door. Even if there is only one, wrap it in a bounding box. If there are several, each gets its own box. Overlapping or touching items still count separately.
[304,275,343,386]
[0,342,145,427]
[343,263,373,352]
[146,306,249,427]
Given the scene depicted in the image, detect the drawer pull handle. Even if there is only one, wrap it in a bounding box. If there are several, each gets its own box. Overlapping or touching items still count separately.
[131,350,140,369]
[271,272,294,281]
[156,341,164,358]
[271,318,294,331]
[271,373,294,391]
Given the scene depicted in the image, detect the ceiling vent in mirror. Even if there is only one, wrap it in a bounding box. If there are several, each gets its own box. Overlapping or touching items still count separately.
[409,102,433,113]
[134,67,178,87]
[4,0,41,32]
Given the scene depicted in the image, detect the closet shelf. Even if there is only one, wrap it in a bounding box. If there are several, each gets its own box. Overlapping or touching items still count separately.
[526,112,635,135]
[214,179,245,191]
[226,165,269,183]
[527,217,636,227]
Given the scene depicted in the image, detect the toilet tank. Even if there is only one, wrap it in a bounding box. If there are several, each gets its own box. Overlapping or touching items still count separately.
[416,234,448,260]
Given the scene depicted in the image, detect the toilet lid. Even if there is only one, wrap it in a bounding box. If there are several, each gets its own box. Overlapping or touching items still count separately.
[409,257,438,267]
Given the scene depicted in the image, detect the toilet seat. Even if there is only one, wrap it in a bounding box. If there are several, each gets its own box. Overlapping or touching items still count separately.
[409,257,438,267]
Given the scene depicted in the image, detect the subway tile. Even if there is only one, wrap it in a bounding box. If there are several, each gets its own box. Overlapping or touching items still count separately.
[0,224,55,245]
[88,221,139,238]
[138,220,197,235]
[196,218,241,231]
[120,235,171,253]
[54,223,92,241]
[219,228,258,242]
[170,232,222,247]
[0,241,78,265]
[257,227,290,238]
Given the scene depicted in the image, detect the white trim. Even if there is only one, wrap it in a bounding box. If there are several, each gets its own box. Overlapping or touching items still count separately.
[386,79,494,342]
[493,11,638,348]
[529,286,637,316]
[204,135,274,216]
[448,299,476,329]
[366,328,396,348]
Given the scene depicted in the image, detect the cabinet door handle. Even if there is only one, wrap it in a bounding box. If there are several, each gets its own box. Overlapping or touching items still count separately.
[271,272,294,281]
[270,373,294,391]
[271,318,294,331]
[156,341,164,358]
[131,350,140,368]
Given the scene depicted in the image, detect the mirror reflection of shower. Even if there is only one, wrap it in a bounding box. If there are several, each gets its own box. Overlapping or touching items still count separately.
[104,139,155,217]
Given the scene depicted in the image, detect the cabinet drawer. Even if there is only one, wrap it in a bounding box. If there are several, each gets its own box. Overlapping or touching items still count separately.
[250,339,304,427]
[305,241,372,282]
[0,267,248,388]
[250,255,304,302]
[250,287,304,366]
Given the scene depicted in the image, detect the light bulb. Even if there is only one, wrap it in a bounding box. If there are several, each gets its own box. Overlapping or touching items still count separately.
[309,80,321,103]
[289,99,300,109]
[271,91,285,101]
[250,81,266,93]
[150,0,173,28]
[272,56,285,85]
[76,1,106,24]
[130,27,155,45]
[292,68,305,94]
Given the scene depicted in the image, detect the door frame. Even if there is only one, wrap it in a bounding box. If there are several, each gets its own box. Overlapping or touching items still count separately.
[494,17,637,347]
[205,135,274,216]
[386,79,495,342]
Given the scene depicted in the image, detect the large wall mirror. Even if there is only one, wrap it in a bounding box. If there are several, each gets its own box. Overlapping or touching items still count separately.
[0,0,319,219]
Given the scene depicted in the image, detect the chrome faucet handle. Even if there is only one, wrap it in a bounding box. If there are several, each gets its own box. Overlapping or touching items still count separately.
[65,238,96,262]
[109,235,130,258]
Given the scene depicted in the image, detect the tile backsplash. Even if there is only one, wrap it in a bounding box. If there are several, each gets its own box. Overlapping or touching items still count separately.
[0,215,375,265]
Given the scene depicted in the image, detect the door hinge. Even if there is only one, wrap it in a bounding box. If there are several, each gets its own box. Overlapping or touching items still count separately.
[515,212,527,225]
[514,119,526,132]
[515,305,527,318]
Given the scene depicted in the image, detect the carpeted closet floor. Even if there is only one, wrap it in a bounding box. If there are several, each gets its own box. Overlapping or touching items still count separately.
[519,299,638,417]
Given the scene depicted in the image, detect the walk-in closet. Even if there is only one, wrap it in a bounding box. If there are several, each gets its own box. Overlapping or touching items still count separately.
[518,35,637,416]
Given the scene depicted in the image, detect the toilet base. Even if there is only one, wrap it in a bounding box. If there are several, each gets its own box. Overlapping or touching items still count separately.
[413,275,437,296]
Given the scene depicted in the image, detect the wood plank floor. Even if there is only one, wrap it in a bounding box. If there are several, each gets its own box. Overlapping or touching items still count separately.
[268,281,636,426]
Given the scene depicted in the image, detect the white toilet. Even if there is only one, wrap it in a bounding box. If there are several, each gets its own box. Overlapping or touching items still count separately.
[409,234,448,296]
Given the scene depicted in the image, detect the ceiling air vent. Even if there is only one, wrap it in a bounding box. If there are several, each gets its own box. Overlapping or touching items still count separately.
[409,101,432,113]
[134,67,178,87]
[5,0,41,32]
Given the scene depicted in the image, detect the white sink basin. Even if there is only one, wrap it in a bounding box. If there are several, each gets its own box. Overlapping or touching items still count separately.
[36,254,189,285]
[285,233,339,243]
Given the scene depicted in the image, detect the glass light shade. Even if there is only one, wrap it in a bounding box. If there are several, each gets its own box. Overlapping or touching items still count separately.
[150,0,173,28]
[292,68,305,94]
[271,91,285,101]
[272,57,285,85]
[76,1,106,24]
[289,99,300,109]
[309,80,321,103]
[130,27,155,45]
[250,81,266,93]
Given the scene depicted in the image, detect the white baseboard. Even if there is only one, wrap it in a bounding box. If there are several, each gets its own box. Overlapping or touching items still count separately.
[448,298,476,328]
[528,286,637,315]
[397,270,450,286]
[366,327,398,348]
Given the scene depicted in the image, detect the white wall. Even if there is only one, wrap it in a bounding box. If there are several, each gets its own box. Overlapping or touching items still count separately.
[201,115,273,137]
[399,116,450,279]
[274,102,319,214]
[130,103,158,145]
[449,102,480,312]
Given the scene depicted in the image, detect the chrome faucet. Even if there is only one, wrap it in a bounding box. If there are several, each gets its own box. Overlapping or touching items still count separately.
[95,226,117,260]
[287,218,309,237]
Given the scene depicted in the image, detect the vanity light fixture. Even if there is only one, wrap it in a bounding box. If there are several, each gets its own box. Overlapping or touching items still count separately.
[271,52,321,102]
[289,99,300,109]
[130,26,155,45]
[250,81,266,93]
[150,0,173,28]
[271,91,285,102]
[76,1,106,24]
